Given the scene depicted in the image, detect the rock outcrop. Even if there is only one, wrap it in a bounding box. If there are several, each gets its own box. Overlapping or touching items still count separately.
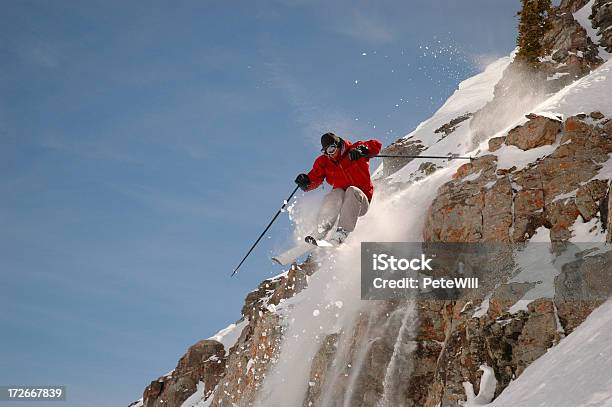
[554,249,612,333]
[434,113,474,140]
[138,262,318,407]
[506,114,561,150]
[143,340,225,407]
[539,6,602,87]
[425,114,611,243]
[470,0,603,145]
[209,262,316,407]
[592,0,612,52]
[410,112,611,405]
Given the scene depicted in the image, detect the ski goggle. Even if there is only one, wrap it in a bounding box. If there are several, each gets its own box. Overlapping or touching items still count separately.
[322,144,338,156]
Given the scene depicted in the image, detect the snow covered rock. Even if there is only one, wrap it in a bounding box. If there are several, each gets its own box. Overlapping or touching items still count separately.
[300,305,398,407]
[419,298,561,406]
[240,263,314,322]
[143,340,226,407]
[541,8,602,84]
[425,113,611,244]
[487,298,612,407]
[592,0,612,52]
[207,262,317,407]
[135,262,317,407]
[471,0,605,145]
[208,311,282,407]
[434,113,474,139]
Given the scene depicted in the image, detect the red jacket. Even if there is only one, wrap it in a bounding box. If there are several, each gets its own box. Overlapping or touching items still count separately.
[305,139,382,201]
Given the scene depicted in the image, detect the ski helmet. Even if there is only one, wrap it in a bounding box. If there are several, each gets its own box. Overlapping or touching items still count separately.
[321,132,341,149]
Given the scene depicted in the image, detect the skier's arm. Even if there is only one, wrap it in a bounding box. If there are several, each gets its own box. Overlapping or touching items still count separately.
[305,156,327,191]
[362,139,382,157]
[348,139,383,160]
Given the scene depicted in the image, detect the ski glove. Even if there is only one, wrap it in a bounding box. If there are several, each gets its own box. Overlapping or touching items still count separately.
[295,173,310,191]
[348,145,369,160]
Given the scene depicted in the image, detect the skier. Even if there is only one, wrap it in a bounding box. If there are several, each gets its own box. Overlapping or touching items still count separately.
[294,132,382,246]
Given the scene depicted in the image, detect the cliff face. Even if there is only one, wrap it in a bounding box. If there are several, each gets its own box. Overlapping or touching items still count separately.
[132,2,612,406]
[470,0,608,147]
[425,113,611,244]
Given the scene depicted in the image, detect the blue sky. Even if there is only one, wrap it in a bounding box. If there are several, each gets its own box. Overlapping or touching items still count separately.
[0,1,519,406]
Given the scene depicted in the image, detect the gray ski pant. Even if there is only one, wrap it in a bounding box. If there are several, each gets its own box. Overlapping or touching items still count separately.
[314,186,369,237]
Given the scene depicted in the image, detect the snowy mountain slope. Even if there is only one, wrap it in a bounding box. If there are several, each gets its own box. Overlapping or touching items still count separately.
[375,55,512,183]
[574,0,612,61]
[488,298,612,407]
[208,320,248,353]
[390,58,612,184]
[479,58,612,176]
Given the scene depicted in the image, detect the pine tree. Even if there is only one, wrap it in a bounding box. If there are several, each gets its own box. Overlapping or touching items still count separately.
[516,0,552,68]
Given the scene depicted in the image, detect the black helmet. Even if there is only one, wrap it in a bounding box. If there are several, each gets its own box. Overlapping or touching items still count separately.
[321,132,341,149]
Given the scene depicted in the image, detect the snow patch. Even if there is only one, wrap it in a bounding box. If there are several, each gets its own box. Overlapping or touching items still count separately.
[531,111,563,122]
[552,189,578,203]
[570,216,607,242]
[508,299,532,314]
[547,72,570,81]
[529,226,551,243]
[463,170,483,183]
[463,364,497,406]
[180,381,206,407]
[538,60,612,118]
[591,153,612,181]
[209,319,247,353]
[472,294,491,318]
[493,142,558,171]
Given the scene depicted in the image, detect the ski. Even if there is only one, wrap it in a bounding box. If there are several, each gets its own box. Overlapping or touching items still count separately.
[271,236,335,265]
[271,242,314,266]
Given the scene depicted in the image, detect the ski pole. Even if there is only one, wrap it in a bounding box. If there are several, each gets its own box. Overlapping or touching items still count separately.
[231,185,300,277]
[375,154,473,160]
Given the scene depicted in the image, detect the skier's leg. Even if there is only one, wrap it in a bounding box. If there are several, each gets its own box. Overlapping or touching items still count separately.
[311,188,345,239]
[337,186,369,232]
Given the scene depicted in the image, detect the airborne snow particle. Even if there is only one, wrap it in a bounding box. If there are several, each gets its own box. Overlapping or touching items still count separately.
[335,301,343,308]
[312,309,320,317]
[361,52,367,56]
[354,80,359,84]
